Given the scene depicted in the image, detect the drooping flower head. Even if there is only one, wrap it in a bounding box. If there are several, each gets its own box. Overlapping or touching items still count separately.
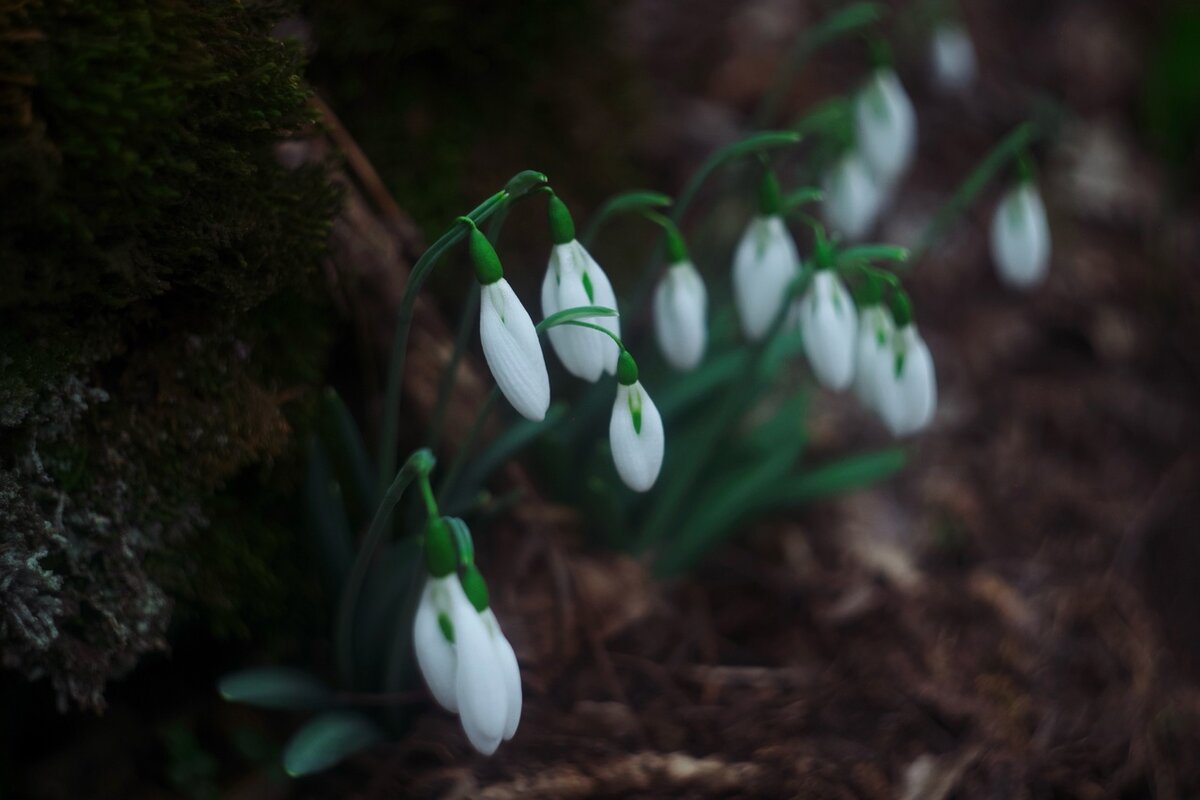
[854,56,917,184]
[930,22,977,94]
[468,225,551,421]
[541,193,621,381]
[822,151,885,243]
[652,226,708,371]
[875,292,937,437]
[990,160,1050,289]
[609,350,665,492]
[851,273,896,413]
[733,171,800,341]
[797,233,858,391]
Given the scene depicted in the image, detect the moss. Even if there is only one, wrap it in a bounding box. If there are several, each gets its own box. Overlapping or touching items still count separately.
[0,0,339,709]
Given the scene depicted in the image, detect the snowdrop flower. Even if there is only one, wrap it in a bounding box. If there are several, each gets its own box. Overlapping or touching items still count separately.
[653,229,707,371]
[467,227,551,422]
[733,172,800,341]
[854,66,917,183]
[823,152,885,242]
[853,299,895,412]
[797,252,858,391]
[413,519,522,756]
[875,294,937,436]
[609,351,664,492]
[990,177,1051,289]
[930,23,977,94]
[541,193,621,381]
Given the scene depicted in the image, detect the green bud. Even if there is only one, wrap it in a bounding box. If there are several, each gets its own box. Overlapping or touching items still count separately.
[424,517,457,578]
[869,39,892,69]
[665,226,688,264]
[547,192,576,245]
[888,290,913,328]
[757,170,782,216]
[459,563,490,612]
[1016,154,1035,184]
[616,349,639,386]
[468,226,503,285]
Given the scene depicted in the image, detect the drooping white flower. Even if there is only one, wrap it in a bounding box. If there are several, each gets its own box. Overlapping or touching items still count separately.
[877,323,937,437]
[653,260,708,371]
[853,303,895,412]
[990,182,1051,289]
[930,23,977,94]
[822,153,885,242]
[413,521,522,756]
[798,270,859,391]
[541,240,621,381]
[479,278,551,422]
[854,67,917,183]
[732,215,800,341]
[609,351,664,492]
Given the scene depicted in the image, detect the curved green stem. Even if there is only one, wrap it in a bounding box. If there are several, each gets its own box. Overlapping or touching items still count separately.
[672,131,803,225]
[336,448,435,686]
[580,189,672,247]
[554,319,626,350]
[379,171,547,493]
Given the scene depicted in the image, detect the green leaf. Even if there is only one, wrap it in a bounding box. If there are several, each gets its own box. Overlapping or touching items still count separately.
[317,389,376,528]
[673,131,803,223]
[836,244,910,267]
[758,447,907,507]
[218,667,333,711]
[282,713,383,777]
[581,189,673,246]
[535,305,619,333]
[655,349,750,419]
[781,187,824,213]
[304,439,355,591]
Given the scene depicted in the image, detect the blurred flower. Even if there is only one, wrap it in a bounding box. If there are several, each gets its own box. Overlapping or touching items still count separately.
[798,269,858,391]
[610,351,664,492]
[732,215,800,341]
[877,322,937,436]
[990,181,1051,289]
[823,152,884,242]
[930,23,977,93]
[853,302,895,412]
[855,67,917,183]
[653,259,708,371]
[542,195,620,380]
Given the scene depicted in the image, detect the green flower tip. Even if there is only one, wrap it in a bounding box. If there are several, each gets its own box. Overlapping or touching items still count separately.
[468,226,504,285]
[889,290,913,328]
[757,169,782,216]
[410,447,436,475]
[869,38,893,70]
[813,229,835,270]
[616,349,639,386]
[424,517,457,578]
[665,226,689,264]
[460,564,490,612]
[547,192,576,245]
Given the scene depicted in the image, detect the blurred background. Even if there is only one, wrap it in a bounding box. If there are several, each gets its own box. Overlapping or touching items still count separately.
[2,0,1199,797]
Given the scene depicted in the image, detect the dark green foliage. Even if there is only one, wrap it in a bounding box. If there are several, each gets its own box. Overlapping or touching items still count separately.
[0,0,339,709]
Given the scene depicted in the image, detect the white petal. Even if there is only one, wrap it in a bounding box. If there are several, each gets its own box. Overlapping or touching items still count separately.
[480,279,551,421]
[447,578,507,755]
[879,325,937,436]
[609,382,665,492]
[853,305,894,411]
[653,262,708,371]
[855,68,917,182]
[413,576,459,713]
[482,609,522,740]
[542,243,609,381]
[732,216,800,341]
[990,183,1050,289]
[578,244,622,375]
[930,24,977,93]
[799,271,858,391]
[823,153,884,242]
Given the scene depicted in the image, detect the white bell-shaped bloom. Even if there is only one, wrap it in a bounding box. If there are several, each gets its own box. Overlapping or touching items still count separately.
[481,608,522,740]
[798,270,859,391]
[413,575,459,713]
[853,304,895,412]
[855,68,917,183]
[541,240,621,381]
[479,278,551,421]
[877,324,937,436]
[732,215,800,341]
[990,182,1050,289]
[822,153,885,242]
[609,379,664,492]
[653,261,708,371]
[930,23,977,94]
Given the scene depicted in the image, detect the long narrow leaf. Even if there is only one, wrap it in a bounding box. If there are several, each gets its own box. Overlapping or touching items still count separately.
[318,389,376,527]
[581,190,672,247]
[283,712,383,777]
[758,447,907,507]
[304,439,355,591]
[219,667,333,711]
[673,131,803,223]
[536,305,619,333]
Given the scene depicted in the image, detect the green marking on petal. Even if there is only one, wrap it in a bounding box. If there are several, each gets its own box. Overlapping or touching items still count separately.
[894,350,906,378]
[869,81,889,121]
[437,611,455,644]
[582,271,595,303]
[628,387,643,435]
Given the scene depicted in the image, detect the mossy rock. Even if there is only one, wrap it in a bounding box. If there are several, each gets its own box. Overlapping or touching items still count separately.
[0,0,339,709]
